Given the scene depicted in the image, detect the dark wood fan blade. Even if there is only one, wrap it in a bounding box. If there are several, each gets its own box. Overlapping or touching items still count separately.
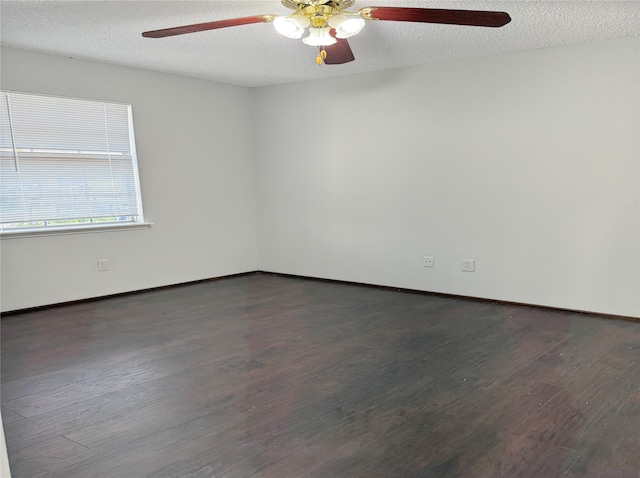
[361,7,511,27]
[321,37,355,65]
[142,15,274,38]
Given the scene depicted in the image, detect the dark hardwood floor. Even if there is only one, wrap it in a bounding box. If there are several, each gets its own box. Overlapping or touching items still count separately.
[1,273,638,478]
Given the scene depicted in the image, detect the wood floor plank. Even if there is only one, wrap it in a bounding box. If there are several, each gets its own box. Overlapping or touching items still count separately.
[0,337,200,402]
[2,337,230,417]
[2,273,638,478]
[7,435,97,474]
[3,347,250,452]
[0,406,25,425]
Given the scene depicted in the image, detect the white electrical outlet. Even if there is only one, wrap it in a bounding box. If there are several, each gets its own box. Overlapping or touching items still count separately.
[461,259,475,272]
[97,259,110,271]
[423,256,434,268]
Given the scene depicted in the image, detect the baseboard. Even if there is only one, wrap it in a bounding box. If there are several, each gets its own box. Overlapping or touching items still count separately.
[2,270,637,323]
[0,271,257,316]
[258,270,640,324]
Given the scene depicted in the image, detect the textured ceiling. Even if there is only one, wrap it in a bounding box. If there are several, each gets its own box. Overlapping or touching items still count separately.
[1,1,638,87]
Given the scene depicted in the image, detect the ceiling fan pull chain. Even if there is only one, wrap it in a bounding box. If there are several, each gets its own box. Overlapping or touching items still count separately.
[315,46,327,65]
[316,46,327,65]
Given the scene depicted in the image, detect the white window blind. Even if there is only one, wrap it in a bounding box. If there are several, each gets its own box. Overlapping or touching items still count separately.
[0,91,144,231]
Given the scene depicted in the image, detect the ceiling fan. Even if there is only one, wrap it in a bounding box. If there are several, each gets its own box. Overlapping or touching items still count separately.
[142,0,511,65]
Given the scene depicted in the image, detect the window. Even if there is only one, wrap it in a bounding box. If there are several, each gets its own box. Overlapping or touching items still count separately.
[0,91,145,234]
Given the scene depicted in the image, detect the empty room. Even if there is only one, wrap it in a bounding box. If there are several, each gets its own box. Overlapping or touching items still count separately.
[0,1,639,477]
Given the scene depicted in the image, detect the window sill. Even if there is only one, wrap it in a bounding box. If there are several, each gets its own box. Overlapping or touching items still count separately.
[0,222,154,239]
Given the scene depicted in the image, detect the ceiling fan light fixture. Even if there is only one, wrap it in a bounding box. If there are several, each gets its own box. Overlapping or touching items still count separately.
[302,27,337,46]
[327,13,365,38]
[273,13,310,39]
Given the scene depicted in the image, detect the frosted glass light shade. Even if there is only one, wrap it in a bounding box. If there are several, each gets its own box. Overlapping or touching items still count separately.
[302,27,337,46]
[273,14,310,39]
[328,14,365,38]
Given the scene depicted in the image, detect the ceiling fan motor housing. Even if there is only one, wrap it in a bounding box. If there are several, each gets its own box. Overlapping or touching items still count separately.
[281,0,356,11]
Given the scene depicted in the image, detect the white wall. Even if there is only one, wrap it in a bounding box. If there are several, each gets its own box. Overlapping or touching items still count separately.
[2,38,638,318]
[0,48,258,312]
[254,36,640,318]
